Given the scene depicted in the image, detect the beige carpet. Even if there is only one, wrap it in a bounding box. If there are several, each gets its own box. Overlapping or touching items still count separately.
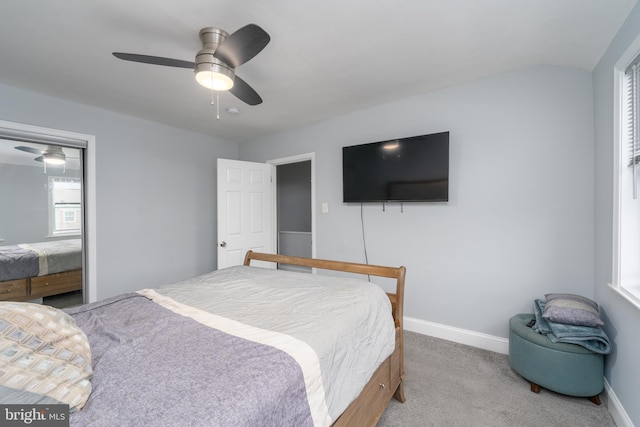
[378,331,616,426]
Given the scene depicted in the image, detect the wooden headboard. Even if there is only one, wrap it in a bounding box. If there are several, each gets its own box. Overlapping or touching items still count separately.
[242,251,406,329]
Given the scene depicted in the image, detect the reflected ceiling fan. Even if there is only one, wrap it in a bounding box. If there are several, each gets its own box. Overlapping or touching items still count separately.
[14,145,76,165]
[112,24,270,106]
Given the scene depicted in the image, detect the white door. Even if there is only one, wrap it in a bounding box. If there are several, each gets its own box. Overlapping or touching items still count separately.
[217,158,274,268]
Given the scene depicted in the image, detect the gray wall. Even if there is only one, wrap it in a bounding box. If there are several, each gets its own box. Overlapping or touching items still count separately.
[0,163,81,245]
[593,2,640,425]
[0,83,238,299]
[239,65,595,340]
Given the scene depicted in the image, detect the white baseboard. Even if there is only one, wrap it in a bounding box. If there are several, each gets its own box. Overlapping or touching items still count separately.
[605,378,635,427]
[404,316,509,355]
[404,316,634,427]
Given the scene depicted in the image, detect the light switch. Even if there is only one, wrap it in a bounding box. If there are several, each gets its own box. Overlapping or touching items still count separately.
[321,203,329,213]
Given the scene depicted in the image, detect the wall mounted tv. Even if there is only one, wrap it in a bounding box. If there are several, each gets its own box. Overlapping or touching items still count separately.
[342,131,449,203]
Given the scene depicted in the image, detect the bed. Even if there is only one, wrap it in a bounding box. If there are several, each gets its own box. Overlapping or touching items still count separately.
[0,251,406,426]
[0,239,82,301]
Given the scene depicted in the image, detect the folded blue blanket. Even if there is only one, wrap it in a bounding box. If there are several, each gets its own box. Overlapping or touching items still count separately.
[533,299,611,354]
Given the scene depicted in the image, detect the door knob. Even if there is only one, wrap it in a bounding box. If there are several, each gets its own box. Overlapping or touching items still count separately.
[220,241,227,247]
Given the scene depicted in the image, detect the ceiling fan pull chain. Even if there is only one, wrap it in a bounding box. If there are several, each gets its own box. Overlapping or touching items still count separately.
[210,89,221,120]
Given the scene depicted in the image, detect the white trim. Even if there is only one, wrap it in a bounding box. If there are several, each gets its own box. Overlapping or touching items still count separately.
[608,282,640,310]
[46,233,82,239]
[605,378,635,427]
[85,134,97,303]
[0,120,97,303]
[404,316,509,355]
[267,153,316,259]
[0,124,88,149]
[612,33,640,311]
[612,64,624,290]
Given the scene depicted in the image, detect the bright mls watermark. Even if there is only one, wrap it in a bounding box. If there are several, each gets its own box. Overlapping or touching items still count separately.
[1,405,68,426]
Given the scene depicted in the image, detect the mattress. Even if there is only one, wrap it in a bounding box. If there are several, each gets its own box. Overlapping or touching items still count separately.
[67,265,396,426]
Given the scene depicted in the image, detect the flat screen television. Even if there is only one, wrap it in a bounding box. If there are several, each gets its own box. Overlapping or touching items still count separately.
[342,131,449,203]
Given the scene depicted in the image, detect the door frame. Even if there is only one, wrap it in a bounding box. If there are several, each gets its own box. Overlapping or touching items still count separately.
[268,152,316,259]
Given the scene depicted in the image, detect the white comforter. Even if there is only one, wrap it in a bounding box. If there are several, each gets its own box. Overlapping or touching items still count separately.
[153,265,396,424]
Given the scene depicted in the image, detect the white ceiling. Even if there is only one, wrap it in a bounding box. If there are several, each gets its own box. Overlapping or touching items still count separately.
[0,0,636,143]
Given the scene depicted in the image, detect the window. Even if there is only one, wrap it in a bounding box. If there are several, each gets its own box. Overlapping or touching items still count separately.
[64,210,77,222]
[612,38,640,309]
[49,177,82,236]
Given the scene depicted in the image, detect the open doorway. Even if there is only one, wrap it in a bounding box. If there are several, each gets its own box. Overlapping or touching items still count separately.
[270,153,315,272]
[216,154,315,270]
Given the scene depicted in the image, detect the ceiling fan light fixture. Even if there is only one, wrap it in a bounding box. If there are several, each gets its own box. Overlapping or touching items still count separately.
[43,150,66,165]
[195,62,235,91]
[113,24,268,105]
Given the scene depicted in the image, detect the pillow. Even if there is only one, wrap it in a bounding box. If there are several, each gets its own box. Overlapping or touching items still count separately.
[542,293,604,327]
[0,301,92,412]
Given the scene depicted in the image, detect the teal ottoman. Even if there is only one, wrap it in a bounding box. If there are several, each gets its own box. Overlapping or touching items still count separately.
[508,313,604,404]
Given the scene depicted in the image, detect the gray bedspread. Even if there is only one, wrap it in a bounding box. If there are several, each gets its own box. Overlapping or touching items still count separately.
[67,293,315,427]
[21,239,82,276]
[0,245,39,282]
[0,239,82,281]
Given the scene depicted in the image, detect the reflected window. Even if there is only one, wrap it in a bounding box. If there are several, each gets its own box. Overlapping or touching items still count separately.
[50,177,82,236]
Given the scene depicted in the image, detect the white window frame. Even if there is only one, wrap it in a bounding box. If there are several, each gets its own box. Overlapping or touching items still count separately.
[611,33,640,310]
[48,176,82,237]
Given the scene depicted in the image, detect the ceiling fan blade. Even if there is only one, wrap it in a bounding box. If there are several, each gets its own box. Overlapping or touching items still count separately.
[34,156,43,162]
[213,24,270,68]
[15,146,43,155]
[112,52,195,69]
[229,75,262,106]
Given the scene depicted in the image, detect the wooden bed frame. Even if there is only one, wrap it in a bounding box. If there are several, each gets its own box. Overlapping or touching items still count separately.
[243,251,406,427]
[0,269,82,302]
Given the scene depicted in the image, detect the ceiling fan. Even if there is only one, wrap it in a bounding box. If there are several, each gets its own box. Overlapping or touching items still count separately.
[14,145,74,165]
[113,24,270,106]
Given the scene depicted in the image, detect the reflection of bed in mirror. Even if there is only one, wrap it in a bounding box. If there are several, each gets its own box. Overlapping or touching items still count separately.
[0,239,82,301]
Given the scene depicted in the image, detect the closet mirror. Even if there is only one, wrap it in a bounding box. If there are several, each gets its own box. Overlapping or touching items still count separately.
[0,138,84,308]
